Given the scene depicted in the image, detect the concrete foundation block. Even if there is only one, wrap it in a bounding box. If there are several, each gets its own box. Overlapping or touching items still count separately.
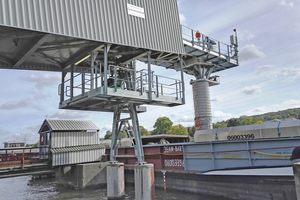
[55,162,108,189]
[107,162,125,199]
[134,163,155,200]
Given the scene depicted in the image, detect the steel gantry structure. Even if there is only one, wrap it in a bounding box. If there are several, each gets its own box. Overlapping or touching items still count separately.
[0,0,238,163]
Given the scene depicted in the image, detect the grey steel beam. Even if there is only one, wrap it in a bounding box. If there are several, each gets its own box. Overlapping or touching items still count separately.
[34,52,62,68]
[13,34,51,68]
[0,57,12,66]
[62,44,104,68]
[122,51,148,64]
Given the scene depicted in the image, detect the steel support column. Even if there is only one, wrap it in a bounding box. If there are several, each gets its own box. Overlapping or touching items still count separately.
[109,103,145,163]
[129,103,144,162]
[70,64,74,100]
[147,51,152,101]
[104,44,108,95]
[60,70,67,104]
[179,54,185,104]
[110,105,122,161]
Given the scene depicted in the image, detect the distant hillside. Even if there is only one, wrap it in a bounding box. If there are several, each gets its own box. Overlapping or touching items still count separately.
[213,107,300,128]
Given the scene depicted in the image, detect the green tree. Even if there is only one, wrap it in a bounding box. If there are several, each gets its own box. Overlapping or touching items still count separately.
[104,130,112,140]
[213,123,227,129]
[139,126,149,136]
[169,124,189,135]
[186,126,195,137]
[152,117,173,135]
[227,118,239,127]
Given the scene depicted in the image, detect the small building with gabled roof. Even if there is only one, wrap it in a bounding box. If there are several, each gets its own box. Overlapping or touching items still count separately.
[38,119,105,166]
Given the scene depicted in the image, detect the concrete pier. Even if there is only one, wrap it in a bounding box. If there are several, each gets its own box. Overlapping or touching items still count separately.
[293,162,300,199]
[107,162,125,199]
[134,163,155,200]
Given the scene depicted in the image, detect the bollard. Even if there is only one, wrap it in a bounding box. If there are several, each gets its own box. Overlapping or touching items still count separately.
[134,162,155,200]
[107,161,125,199]
[293,162,300,200]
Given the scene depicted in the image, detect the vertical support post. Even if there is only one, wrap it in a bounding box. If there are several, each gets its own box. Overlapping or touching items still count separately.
[81,72,85,96]
[227,45,230,60]
[129,103,144,162]
[22,149,25,169]
[114,66,117,92]
[210,142,215,169]
[179,55,185,104]
[246,141,253,167]
[60,70,66,103]
[110,105,121,161]
[147,51,152,101]
[191,29,194,46]
[202,34,205,50]
[218,41,221,56]
[104,44,108,94]
[132,60,137,91]
[90,53,94,91]
[95,63,98,90]
[70,64,74,100]
[175,80,178,100]
[140,72,143,95]
[156,75,159,97]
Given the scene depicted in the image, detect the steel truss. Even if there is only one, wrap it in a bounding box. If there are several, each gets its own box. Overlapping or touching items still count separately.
[110,103,144,162]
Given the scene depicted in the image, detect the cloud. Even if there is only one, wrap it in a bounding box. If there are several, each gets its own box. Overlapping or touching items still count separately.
[0,97,42,110]
[239,30,256,41]
[211,96,223,102]
[179,13,186,23]
[212,111,233,119]
[245,100,300,116]
[281,68,300,82]
[280,0,294,8]
[177,115,194,123]
[242,85,262,95]
[256,65,274,75]
[281,100,300,107]
[101,125,112,132]
[26,125,42,133]
[49,110,89,120]
[0,128,8,136]
[271,67,300,82]
[239,44,265,62]
[22,73,60,89]
[5,132,38,145]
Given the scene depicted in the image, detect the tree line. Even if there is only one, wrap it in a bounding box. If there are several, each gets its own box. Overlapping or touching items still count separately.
[103,107,300,139]
[104,116,190,139]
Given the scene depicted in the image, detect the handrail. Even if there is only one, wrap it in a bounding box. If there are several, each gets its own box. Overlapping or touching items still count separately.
[59,64,183,101]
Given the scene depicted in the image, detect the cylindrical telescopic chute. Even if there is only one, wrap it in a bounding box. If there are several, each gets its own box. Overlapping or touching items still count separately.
[191,79,212,130]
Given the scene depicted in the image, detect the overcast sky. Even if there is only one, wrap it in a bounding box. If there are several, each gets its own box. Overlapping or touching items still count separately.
[0,0,299,147]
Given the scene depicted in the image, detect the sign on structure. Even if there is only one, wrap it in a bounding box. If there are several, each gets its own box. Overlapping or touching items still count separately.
[127,4,145,19]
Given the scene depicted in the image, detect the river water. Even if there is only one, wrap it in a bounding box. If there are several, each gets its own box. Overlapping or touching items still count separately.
[0,176,231,200]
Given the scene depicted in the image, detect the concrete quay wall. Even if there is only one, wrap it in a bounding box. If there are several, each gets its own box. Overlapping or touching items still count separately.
[125,169,296,200]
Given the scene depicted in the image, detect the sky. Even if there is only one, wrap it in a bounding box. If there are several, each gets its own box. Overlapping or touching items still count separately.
[0,0,300,147]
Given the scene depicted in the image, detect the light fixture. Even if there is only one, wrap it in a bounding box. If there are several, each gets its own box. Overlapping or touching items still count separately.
[75,55,91,65]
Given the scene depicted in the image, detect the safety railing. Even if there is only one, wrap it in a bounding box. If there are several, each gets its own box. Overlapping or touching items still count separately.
[181,25,235,59]
[59,65,183,102]
[0,147,46,169]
